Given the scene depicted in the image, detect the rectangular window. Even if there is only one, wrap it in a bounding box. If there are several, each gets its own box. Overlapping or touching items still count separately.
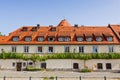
[48,46,53,53]
[24,46,29,53]
[37,46,42,53]
[93,46,98,53]
[64,46,70,53]
[108,46,114,53]
[79,46,84,53]
[11,46,17,52]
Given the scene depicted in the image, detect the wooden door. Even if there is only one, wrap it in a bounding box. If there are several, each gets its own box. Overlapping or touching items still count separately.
[16,62,22,71]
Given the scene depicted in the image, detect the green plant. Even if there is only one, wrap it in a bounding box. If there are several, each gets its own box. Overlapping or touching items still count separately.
[80,68,92,73]
[26,66,42,71]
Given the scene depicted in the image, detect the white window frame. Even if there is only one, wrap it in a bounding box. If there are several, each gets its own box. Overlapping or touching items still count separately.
[24,46,29,53]
[77,37,83,42]
[48,37,54,42]
[96,37,102,42]
[64,46,70,53]
[86,37,92,42]
[79,46,84,53]
[38,37,44,42]
[64,37,70,42]
[107,37,113,42]
[37,46,43,53]
[25,37,31,42]
[48,46,54,53]
[93,46,98,53]
[11,46,17,52]
[13,36,19,42]
[108,46,114,53]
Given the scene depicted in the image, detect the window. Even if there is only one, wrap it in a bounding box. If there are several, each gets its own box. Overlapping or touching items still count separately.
[11,46,17,52]
[93,46,98,53]
[22,27,27,31]
[41,63,46,69]
[108,46,114,53]
[23,62,26,67]
[73,63,79,69]
[106,63,112,69]
[64,46,70,52]
[97,63,103,69]
[58,37,64,41]
[64,37,70,42]
[77,37,83,42]
[37,46,42,53]
[12,62,15,67]
[107,37,113,42]
[48,37,54,42]
[86,37,92,42]
[38,37,44,42]
[24,46,29,53]
[25,37,31,42]
[13,36,19,42]
[29,62,33,65]
[96,37,102,42]
[48,46,53,53]
[79,46,84,53]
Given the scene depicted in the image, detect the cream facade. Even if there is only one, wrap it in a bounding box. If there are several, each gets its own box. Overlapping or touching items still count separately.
[0,45,120,53]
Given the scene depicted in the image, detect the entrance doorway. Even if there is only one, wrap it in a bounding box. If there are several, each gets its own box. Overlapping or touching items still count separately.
[16,62,22,71]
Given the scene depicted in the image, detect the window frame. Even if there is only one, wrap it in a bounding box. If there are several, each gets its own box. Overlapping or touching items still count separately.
[97,63,103,69]
[11,46,17,52]
[77,37,83,42]
[96,37,102,42]
[24,46,29,53]
[106,63,112,69]
[79,46,84,53]
[12,36,19,42]
[93,46,98,53]
[48,46,54,53]
[38,37,44,42]
[48,37,55,42]
[64,46,70,53]
[86,37,92,42]
[37,46,43,53]
[25,36,31,42]
[108,46,114,53]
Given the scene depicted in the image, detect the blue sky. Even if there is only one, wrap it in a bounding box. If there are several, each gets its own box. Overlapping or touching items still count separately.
[0,0,120,35]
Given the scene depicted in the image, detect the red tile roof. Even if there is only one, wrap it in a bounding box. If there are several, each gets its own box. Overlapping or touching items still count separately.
[0,19,120,44]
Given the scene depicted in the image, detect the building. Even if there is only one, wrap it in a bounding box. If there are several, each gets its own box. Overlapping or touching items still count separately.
[0,19,120,53]
[1,19,120,71]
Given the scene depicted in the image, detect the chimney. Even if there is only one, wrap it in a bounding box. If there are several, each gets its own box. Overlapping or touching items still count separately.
[74,24,78,27]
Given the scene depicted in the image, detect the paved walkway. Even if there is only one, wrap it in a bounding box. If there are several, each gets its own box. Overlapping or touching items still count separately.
[0,70,120,78]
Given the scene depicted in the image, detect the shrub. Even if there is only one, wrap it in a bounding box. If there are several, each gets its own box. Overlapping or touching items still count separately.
[26,66,42,71]
[80,68,92,73]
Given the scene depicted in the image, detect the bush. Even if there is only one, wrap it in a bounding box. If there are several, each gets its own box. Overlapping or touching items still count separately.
[26,66,42,71]
[80,68,92,73]
[43,77,54,80]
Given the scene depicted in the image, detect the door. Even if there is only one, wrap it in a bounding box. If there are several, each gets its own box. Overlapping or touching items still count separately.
[16,62,22,71]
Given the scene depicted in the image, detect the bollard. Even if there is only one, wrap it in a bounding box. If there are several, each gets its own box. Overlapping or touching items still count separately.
[79,76,81,80]
[104,76,106,80]
[29,76,31,80]
[55,76,57,80]
[3,76,6,80]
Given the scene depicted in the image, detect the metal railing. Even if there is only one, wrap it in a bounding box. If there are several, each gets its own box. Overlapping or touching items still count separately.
[0,76,120,80]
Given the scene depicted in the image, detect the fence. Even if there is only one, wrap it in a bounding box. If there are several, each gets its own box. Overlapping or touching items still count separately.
[0,76,120,80]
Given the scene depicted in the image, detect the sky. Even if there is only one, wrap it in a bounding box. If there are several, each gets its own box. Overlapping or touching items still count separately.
[0,0,120,35]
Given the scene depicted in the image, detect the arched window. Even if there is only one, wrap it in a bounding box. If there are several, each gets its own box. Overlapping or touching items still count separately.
[77,37,83,42]
[38,37,44,42]
[86,37,92,42]
[13,36,19,42]
[107,37,113,42]
[58,37,64,41]
[64,37,70,42]
[96,37,102,42]
[97,63,103,69]
[25,37,31,42]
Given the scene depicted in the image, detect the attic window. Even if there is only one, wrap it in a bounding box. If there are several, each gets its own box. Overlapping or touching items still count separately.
[38,37,44,42]
[22,27,27,31]
[86,37,92,42]
[77,37,83,42]
[58,37,64,41]
[25,36,31,42]
[65,37,70,42]
[13,36,19,42]
[31,27,38,31]
[48,37,54,42]
[96,37,102,42]
[107,36,113,42]
[51,27,56,32]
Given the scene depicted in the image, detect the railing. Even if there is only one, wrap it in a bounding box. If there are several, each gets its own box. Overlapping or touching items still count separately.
[0,76,120,80]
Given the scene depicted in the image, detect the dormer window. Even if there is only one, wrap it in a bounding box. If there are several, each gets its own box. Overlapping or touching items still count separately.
[86,37,92,42]
[51,27,56,32]
[48,37,54,42]
[107,36,113,42]
[38,37,44,42]
[25,37,31,42]
[58,37,64,41]
[13,36,19,42]
[65,37,70,42]
[77,37,83,42]
[31,27,38,31]
[22,27,27,31]
[96,37,102,42]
